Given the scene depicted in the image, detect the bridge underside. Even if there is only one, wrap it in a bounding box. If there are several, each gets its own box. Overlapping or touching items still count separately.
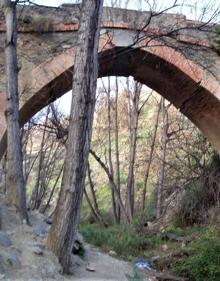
[1,46,220,158]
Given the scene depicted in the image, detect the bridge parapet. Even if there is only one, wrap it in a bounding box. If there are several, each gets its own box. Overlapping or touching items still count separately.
[0,4,216,95]
[0,4,213,40]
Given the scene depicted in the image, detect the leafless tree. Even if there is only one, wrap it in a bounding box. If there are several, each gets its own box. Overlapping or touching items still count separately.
[84,162,108,227]
[47,0,104,273]
[1,0,29,223]
[142,97,162,211]
[156,98,169,219]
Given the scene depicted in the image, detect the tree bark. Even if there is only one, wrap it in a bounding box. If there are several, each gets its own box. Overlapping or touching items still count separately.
[85,163,108,227]
[42,163,64,214]
[47,0,103,273]
[29,106,50,210]
[156,98,169,219]
[3,0,29,223]
[114,76,121,222]
[90,149,130,223]
[142,98,162,211]
[106,77,118,223]
[126,81,141,221]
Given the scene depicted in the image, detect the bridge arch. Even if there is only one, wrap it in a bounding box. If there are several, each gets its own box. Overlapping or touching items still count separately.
[0,42,220,158]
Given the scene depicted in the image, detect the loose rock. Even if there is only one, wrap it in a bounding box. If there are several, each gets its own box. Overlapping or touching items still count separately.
[109,250,117,256]
[0,249,21,272]
[0,232,12,248]
[86,263,96,272]
[33,223,50,238]
[30,246,43,256]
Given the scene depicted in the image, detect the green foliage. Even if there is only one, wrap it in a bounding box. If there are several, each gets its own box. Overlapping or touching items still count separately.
[173,177,218,226]
[81,184,113,225]
[96,184,112,209]
[143,188,157,220]
[171,226,220,280]
[132,214,148,233]
[80,224,162,259]
[132,207,155,233]
[164,224,206,237]
[164,225,185,236]
[172,236,220,281]
[133,187,157,234]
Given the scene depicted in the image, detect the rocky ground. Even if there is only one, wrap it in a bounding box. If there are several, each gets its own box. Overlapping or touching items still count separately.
[0,196,150,281]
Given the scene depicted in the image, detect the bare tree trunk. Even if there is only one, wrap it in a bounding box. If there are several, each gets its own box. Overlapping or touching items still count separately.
[114,76,121,222]
[21,125,29,179]
[142,98,162,211]
[42,164,64,214]
[37,142,61,210]
[0,154,7,193]
[47,0,103,273]
[106,77,118,223]
[3,0,29,223]
[156,98,169,219]
[86,163,108,227]
[29,106,50,210]
[84,188,102,225]
[126,81,141,221]
[90,149,130,223]
[23,123,38,184]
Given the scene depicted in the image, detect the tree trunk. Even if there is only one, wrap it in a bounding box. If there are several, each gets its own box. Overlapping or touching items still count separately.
[90,149,130,223]
[84,187,102,225]
[3,0,29,223]
[114,76,121,222]
[42,163,64,214]
[0,154,7,193]
[156,98,169,219]
[141,98,162,211]
[126,81,141,221]
[37,142,61,210]
[29,106,50,210]
[86,163,108,227]
[106,77,118,223]
[47,0,103,273]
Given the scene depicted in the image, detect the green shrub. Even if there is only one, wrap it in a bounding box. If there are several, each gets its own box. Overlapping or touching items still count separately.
[80,223,162,259]
[172,236,220,281]
[165,224,207,238]
[81,184,114,226]
[164,225,185,236]
[174,179,217,226]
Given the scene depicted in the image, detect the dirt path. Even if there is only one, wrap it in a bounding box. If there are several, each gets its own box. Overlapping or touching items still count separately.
[67,244,134,281]
[0,199,145,281]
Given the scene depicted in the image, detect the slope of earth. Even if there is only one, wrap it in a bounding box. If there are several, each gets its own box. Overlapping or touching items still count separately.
[0,194,150,281]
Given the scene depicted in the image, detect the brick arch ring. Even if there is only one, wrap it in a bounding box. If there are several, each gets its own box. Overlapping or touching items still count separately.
[0,39,220,158]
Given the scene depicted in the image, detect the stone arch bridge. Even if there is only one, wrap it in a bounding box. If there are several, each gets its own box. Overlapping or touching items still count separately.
[0,4,220,157]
